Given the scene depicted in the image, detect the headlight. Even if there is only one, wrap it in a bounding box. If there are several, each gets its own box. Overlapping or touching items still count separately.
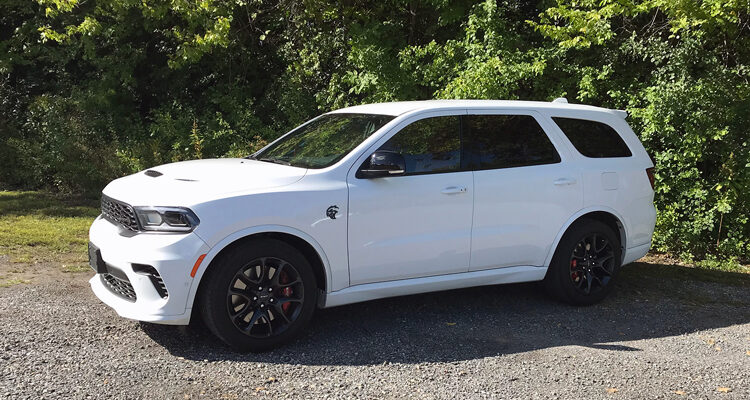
[133,206,200,232]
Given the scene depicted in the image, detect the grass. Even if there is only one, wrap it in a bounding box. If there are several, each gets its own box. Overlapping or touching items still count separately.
[0,278,31,288]
[0,190,747,288]
[0,190,99,268]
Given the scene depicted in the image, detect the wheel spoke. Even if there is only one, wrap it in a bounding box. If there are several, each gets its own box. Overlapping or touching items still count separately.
[235,272,257,287]
[595,238,609,254]
[597,252,615,264]
[590,234,596,252]
[259,258,271,284]
[245,309,266,329]
[574,275,585,289]
[228,287,252,301]
[273,304,291,323]
[265,310,274,336]
[594,264,612,276]
[270,261,289,286]
[232,305,251,322]
[590,272,605,287]
[277,297,302,306]
[278,278,302,288]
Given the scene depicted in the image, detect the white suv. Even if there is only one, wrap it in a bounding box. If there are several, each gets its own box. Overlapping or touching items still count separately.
[88,99,656,351]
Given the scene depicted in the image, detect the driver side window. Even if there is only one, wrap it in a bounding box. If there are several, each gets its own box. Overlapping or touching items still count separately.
[378,116,461,175]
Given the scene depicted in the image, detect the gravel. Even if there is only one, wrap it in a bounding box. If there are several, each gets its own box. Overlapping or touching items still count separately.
[0,264,748,399]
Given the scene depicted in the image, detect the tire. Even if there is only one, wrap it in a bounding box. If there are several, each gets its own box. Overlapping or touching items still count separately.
[199,238,318,352]
[544,219,622,306]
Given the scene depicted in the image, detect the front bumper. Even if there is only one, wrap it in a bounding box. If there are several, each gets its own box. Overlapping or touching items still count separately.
[88,216,210,325]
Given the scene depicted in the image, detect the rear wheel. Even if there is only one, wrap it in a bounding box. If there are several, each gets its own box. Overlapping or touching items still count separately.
[199,238,318,352]
[544,219,621,305]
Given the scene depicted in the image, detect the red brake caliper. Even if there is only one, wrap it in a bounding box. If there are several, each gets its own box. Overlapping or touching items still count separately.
[280,271,293,313]
[571,259,580,282]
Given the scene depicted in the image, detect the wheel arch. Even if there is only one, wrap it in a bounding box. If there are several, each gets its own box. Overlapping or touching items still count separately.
[544,207,628,267]
[186,225,332,311]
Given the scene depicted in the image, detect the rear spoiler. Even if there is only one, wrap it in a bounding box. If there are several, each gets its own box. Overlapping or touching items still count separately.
[612,109,628,119]
[552,98,628,119]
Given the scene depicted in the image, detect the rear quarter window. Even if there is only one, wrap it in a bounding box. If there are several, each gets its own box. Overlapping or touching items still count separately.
[552,117,632,158]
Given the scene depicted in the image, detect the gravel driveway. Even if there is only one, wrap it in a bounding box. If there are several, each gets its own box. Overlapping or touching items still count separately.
[1,261,748,399]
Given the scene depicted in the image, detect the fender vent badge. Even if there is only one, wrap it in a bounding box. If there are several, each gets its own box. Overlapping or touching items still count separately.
[326,205,339,219]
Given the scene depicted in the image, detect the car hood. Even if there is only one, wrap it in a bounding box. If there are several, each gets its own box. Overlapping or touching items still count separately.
[102,158,307,206]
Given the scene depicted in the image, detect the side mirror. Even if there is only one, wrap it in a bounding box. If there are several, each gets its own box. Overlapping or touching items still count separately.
[357,151,406,179]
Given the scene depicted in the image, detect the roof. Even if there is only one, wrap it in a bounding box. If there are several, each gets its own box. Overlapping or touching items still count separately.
[328,99,627,119]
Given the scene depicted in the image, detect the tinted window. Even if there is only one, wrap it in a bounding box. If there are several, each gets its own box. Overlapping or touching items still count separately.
[377,116,461,175]
[464,115,560,170]
[553,117,632,158]
[255,113,394,168]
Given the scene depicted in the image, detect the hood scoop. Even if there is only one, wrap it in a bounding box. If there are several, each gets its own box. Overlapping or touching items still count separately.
[144,170,163,177]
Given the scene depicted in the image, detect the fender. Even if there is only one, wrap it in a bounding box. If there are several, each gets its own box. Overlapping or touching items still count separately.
[184,224,333,310]
[543,206,630,267]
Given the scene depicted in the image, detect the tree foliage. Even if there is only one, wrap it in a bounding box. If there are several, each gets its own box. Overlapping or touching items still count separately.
[1,0,748,263]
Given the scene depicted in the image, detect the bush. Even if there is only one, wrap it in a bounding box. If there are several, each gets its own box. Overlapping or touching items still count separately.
[0,0,747,263]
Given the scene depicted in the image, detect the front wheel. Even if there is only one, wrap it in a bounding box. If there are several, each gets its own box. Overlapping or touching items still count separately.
[199,238,318,352]
[544,219,622,305]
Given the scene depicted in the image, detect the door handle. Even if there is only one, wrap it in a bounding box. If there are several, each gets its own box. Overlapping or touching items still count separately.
[441,186,468,194]
[553,178,577,186]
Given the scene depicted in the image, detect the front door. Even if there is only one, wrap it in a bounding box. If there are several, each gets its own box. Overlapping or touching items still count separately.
[347,113,473,285]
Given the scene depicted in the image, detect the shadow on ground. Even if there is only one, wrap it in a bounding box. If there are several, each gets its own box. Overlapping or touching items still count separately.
[141,262,750,365]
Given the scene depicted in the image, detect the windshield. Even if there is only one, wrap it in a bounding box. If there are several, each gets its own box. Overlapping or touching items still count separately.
[253,113,395,169]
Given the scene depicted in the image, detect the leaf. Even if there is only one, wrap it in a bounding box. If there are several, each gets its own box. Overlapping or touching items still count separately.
[606,388,618,393]
[674,390,686,395]
[446,322,456,326]
[717,387,731,393]
[746,350,750,356]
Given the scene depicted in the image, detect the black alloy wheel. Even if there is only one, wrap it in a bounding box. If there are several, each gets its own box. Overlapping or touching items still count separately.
[227,257,305,337]
[544,219,622,305]
[199,238,317,352]
[568,233,616,295]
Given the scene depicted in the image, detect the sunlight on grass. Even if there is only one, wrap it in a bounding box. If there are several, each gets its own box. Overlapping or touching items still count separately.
[0,191,99,264]
[0,278,31,288]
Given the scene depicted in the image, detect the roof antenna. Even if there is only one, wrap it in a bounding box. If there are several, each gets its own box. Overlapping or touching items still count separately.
[552,97,568,104]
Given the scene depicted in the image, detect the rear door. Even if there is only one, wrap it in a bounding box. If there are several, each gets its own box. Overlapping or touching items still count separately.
[465,110,583,270]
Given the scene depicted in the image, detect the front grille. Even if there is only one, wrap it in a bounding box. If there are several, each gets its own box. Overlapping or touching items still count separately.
[101,195,139,232]
[101,273,137,302]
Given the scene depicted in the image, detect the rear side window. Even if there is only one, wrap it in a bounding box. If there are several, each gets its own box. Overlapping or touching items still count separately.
[378,116,461,175]
[553,117,632,158]
[463,114,561,170]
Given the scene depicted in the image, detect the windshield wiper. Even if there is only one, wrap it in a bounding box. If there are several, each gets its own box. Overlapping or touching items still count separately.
[258,157,291,166]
